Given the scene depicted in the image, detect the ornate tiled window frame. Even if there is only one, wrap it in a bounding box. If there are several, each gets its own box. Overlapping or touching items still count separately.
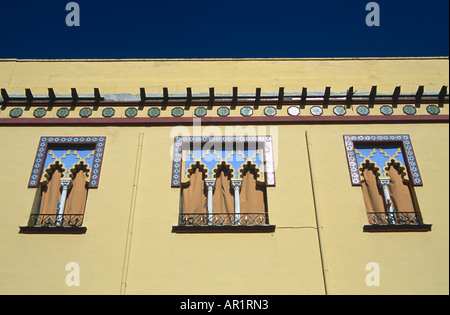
[344,134,432,232]
[171,136,276,188]
[28,136,106,189]
[343,134,423,187]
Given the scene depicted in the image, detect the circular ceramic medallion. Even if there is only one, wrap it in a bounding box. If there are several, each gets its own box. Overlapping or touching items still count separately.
[240,106,253,117]
[33,107,47,118]
[125,107,138,117]
[356,105,370,116]
[194,107,207,117]
[102,107,115,118]
[57,107,70,118]
[403,105,416,115]
[287,106,300,116]
[426,105,440,115]
[333,106,346,116]
[310,106,323,116]
[217,107,230,117]
[380,105,393,115]
[79,107,92,118]
[264,106,277,116]
[148,107,161,117]
[9,108,23,118]
[171,107,184,117]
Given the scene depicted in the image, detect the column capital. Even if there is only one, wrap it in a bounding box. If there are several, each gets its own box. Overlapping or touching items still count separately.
[378,177,391,187]
[231,179,243,190]
[205,179,216,190]
[60,178,73,189]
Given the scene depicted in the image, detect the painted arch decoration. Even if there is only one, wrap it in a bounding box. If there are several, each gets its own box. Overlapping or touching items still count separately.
[28,136,106,188]
[344,134,422,186]
[171,136,276,187]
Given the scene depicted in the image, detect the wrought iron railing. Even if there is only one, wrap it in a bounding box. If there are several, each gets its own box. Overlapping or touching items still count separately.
[367,212,424,225]
[179,213,269,226]
[27,213,84,227]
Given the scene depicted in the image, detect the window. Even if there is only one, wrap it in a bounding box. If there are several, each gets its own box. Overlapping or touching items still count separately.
[344,135,431,232]
[20,137,106,234]
[171,136,275,233]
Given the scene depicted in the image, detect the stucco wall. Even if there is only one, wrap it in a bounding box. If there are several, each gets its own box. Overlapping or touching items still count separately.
[0,58,448,294]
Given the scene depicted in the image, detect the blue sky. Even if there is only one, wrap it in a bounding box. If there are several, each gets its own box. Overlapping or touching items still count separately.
[0,0,448,59]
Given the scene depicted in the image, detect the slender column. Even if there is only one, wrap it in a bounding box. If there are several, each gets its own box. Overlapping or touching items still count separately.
[378,177,395,224]
[231,179,242,225]
[56,178,72,226]
[205,179,216,225]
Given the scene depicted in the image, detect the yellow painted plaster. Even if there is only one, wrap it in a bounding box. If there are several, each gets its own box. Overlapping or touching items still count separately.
[1,57,448,96]
[0,58,448,295]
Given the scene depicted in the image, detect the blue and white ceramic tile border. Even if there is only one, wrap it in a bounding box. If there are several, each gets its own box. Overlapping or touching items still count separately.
[344,134,423,186]
[28,136,106,189]
[171,136,276,187]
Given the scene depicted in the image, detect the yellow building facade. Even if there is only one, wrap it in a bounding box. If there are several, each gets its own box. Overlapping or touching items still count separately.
[0,57,448,295]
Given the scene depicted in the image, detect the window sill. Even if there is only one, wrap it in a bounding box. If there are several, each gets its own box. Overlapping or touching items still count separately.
[19,226,87,234]
[172,225,276,234]
[363,224,432,233]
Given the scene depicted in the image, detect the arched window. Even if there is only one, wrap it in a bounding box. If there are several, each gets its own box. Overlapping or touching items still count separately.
[361,160,421,225]
[36,163,65,226]
[64,163,90,224]
[212,165,234,215]
[360,161,385,214]
[22,136,106,234]
[174,136,275,232]
[343,135,428,230]
[34,163,89,227]
[240,164,267,224]
[386,162,417,213]
[181,163,207,215]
